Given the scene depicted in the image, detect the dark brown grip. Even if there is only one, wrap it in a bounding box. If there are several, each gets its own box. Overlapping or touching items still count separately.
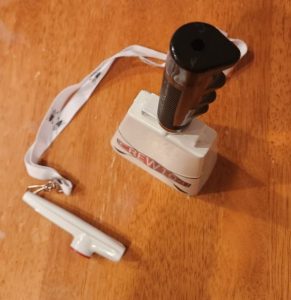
[157,74,183,131]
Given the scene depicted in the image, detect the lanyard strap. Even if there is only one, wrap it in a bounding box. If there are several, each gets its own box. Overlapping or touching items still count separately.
[24,45,167,195]
[24,38,247,195]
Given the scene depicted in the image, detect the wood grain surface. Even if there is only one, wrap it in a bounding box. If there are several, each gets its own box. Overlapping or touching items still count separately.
[0,1,290,299]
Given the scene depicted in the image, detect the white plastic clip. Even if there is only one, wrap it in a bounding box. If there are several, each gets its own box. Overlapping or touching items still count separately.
[22,191,126,261]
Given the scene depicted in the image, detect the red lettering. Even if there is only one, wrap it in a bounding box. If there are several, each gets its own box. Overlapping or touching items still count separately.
[116,138,191,188]
[137,152,146,163]
[145,157,160,170]
[129,147,138,158]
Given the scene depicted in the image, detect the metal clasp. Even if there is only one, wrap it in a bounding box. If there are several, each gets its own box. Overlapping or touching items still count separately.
[27,180,63,194]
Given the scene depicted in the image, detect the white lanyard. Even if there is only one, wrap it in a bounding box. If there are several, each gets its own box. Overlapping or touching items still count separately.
[24,45,167,195]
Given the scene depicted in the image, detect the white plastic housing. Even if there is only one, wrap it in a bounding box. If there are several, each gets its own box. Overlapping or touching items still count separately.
[111,90,217,195]
[23,191,126,261]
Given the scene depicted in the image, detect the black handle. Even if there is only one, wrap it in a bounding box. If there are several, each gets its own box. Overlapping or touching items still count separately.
[158,22,241,132]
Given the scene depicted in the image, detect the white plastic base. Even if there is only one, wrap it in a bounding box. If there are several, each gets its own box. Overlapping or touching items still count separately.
[111,90,217,195]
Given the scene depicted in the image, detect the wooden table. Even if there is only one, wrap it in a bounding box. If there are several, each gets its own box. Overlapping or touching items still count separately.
[0,1,290,299]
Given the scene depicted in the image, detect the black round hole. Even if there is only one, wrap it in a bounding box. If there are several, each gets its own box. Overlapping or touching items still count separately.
[191,39,205,51]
